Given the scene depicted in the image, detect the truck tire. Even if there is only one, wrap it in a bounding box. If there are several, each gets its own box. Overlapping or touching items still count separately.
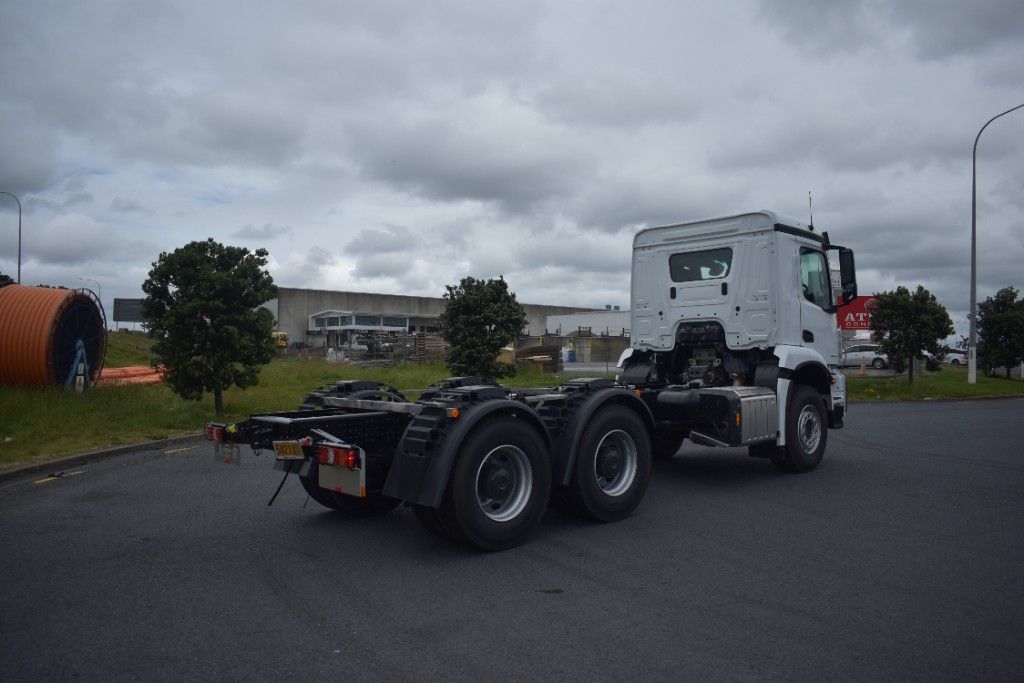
[436,416,551,551]
[565,406,652,522]
[767,385,827,473]
[299,467,401,516]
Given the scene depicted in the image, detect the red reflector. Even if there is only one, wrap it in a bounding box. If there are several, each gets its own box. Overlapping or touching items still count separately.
[298,436,312,447]
[345,449,358,469]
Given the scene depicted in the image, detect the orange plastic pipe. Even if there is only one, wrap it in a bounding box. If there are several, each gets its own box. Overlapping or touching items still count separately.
[0,285,105,386]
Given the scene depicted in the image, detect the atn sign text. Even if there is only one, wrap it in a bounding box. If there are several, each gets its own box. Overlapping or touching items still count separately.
[837,296,876,330]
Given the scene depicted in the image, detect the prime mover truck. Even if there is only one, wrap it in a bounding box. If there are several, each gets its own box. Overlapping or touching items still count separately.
[207,211,857,550]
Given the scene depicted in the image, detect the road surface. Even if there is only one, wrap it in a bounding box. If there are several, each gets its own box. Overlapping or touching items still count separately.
[1,399,1022,681]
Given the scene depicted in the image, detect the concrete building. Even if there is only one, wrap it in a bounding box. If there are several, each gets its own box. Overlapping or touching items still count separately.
[264,287,601,348]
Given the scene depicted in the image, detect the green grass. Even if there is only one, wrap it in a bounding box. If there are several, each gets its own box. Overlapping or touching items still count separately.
[846,364,1024,401]
[103,330,155,367]
[5,340,1019,470]
[0,357,598,469]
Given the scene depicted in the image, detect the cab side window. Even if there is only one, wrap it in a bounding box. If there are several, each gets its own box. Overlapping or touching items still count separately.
[799,248,831,309]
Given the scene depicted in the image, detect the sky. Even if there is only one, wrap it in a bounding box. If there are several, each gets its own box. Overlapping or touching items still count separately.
[1,0,1022,340]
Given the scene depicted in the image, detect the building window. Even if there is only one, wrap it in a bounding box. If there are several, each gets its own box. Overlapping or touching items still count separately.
[314,318,326,328]
[326,316,340,327]
[382,316,407,328]
[355,315,379,326]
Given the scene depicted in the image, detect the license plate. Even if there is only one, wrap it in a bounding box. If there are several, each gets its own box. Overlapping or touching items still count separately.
[272,440,304,460]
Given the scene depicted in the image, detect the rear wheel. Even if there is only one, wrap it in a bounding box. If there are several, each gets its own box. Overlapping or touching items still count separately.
[565,406,651,522]
[299,466,401,516]
[871,358,886,369]
[770,385,827,473]
[433,416,551,551]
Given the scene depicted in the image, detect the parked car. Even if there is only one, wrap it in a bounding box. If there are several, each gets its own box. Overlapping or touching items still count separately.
[842,343,888,369]
[943,351,966,365]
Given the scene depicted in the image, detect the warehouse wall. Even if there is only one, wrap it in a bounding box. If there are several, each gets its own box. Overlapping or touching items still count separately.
[275,287,600,346]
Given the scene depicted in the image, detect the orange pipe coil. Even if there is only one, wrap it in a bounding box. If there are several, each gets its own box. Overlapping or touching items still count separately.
[0,284,107,386]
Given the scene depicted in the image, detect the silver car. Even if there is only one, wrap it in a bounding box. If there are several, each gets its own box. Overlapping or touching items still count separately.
[842,343,888,369]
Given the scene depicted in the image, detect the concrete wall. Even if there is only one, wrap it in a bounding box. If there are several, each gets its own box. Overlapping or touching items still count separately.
[275,287,600,346]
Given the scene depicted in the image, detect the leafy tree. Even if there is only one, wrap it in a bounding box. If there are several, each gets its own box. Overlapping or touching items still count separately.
[0,271,13,288]
[438,276,527,379]
[869,285,953,384]
[977,286,1024,378]
[141,239,278,416]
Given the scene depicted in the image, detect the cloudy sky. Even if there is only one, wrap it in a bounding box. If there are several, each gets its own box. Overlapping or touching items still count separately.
[1,0,1021,338]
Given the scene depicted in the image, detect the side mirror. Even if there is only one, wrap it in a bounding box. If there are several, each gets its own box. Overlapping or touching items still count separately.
[839,248,857,304]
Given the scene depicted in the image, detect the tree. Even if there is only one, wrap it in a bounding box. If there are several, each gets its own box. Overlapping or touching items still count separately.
[977,286,1024,378]
[0,271,13,288]
[141,239,278,416]
[869,285,953,384]
[438,276,527,380]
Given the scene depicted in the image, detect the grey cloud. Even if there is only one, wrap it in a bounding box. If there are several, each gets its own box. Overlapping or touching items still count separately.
[110,198,150,214]
[25,214,156,267]
[344,224,419,256]
[352,253,410,279]
[233,223,292,239]
[345,105,595,214]
[535,73,699,128]
[758,0,1024,59]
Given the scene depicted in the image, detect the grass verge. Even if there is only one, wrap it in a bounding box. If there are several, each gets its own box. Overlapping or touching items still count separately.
[0,358,601,469]
[4,334,1019,469]
[846,364,1024,401]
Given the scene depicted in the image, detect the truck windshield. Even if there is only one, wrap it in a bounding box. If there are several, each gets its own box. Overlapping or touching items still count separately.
[669,248,732,282]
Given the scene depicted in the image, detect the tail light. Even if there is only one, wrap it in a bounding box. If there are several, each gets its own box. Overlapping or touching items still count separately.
[205,424,225,442]
[316,444,359,470]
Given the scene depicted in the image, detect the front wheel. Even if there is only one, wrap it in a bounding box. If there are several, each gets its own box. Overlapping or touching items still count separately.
[564,406,652,522]
[871,358,886,369]
[770,385,827,473]
[435,416,551,551]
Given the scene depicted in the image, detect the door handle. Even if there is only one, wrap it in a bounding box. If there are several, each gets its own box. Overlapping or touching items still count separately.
[669,287,676,299]
[803,330,814,342]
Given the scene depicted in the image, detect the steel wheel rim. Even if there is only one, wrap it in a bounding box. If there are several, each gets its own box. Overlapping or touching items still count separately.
[797,405,822,453]
[594,429,637,497]
[475,445,532,522]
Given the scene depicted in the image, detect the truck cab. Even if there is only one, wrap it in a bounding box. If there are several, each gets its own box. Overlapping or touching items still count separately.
[621,211,857,470]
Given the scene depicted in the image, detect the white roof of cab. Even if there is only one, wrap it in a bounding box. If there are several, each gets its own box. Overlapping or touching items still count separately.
[633,210,815,248]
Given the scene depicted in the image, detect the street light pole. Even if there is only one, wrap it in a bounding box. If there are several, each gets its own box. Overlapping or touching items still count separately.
[78,277,101,301]
[969,102,1024,384]
[0,191,21,283]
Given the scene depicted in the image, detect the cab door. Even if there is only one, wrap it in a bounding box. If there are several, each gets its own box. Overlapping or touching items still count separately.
[798,248,839,364]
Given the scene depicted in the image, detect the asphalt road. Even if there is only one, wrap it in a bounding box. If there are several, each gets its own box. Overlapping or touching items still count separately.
[2,399,1023,681]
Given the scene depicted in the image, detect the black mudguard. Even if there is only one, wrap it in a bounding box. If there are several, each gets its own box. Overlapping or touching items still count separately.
[383,398,550,508]
[549,387,654,487]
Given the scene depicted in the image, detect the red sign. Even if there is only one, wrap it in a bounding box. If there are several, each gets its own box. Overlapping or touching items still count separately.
[837,296,876,330]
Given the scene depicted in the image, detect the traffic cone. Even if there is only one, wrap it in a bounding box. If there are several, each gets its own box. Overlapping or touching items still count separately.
[859,359,867,376]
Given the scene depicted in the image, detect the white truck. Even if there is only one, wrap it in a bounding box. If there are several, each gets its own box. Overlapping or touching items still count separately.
[207,210,857,550]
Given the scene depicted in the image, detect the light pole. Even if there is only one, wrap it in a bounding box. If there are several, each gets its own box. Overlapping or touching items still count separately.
[0,191,21,283]
[78,277,101,301]
[969,102,1024,384]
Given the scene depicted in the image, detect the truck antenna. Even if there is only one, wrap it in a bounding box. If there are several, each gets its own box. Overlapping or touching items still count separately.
[808,190,815,231]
